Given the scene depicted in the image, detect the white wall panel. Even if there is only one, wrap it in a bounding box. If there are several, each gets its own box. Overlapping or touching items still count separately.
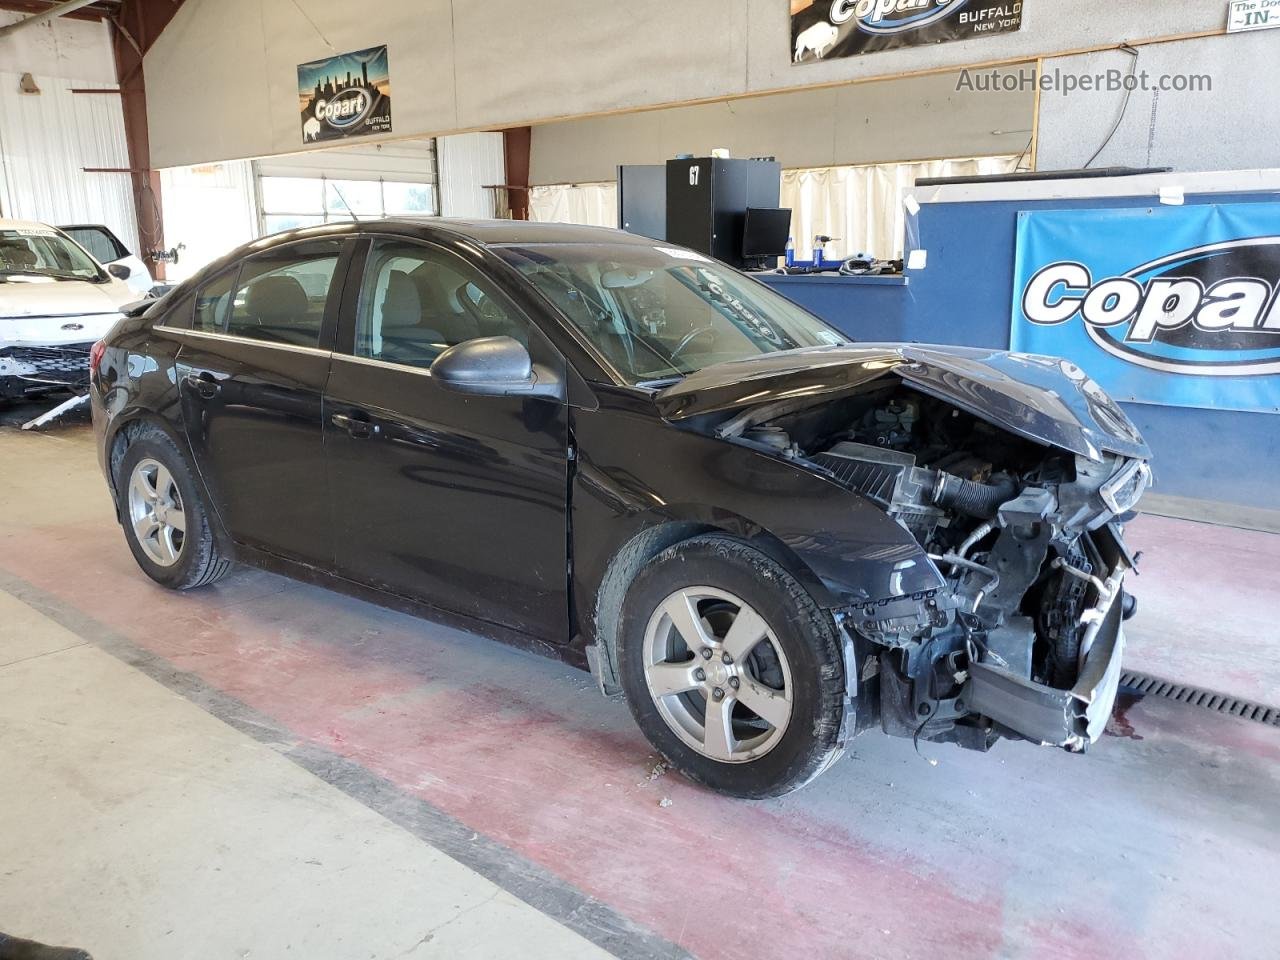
[159,160,257,282]
[0,73,139,254]
[529,71,1032,185]
[1037,33,1280,173]
[436,133,504,219]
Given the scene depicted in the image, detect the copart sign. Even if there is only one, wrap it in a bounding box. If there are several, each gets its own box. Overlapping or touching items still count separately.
[790,0,1021,62]
[297,45,392,144]
[1012,205,1280,413]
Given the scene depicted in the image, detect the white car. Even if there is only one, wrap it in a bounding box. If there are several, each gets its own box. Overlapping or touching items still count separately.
[0,218,139,401]
[58,223,156,298]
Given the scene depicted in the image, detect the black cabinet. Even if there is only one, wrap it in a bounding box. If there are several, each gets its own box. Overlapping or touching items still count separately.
[617,164,668,241]
[664,158,781,268]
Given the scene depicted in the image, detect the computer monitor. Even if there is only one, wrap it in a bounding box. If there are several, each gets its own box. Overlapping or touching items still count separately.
[742,207,793,259]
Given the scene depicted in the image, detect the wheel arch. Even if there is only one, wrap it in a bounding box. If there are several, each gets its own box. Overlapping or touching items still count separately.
[583,506,840,695]
[105,410,232,554]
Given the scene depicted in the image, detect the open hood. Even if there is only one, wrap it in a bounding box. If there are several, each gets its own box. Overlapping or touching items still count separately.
[654,344,1151,461]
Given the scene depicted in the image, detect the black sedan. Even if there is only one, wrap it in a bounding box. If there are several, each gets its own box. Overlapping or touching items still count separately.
[91,220,1151,797]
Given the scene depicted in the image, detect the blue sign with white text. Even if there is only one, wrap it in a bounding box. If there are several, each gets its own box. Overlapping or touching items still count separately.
[1012,204,1280,413]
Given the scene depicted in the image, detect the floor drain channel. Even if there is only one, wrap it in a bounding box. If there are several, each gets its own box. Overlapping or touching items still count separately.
[1119,670,1280,727]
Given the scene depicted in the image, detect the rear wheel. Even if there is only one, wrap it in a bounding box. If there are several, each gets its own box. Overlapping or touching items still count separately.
[617,536,846,798]
[116,431,230,589]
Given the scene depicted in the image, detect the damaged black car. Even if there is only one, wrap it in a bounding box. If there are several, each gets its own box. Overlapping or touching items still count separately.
[91,221,1151,797]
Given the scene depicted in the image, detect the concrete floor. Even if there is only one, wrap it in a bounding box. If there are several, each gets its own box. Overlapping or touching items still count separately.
[1,419,1278,960]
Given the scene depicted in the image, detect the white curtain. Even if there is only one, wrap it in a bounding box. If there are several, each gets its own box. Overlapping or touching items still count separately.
[529,182,618,228]
[781,155,1021,260]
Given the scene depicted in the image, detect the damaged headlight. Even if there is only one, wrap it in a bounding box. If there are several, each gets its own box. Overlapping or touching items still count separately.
[1099,459,1151,515]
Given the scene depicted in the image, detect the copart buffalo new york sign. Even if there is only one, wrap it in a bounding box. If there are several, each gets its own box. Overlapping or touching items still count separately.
[790,0,1022,62]
[1013,205,1280,414]
[298,45,392,144]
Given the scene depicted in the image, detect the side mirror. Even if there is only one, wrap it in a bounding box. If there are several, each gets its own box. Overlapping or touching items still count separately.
[430,336,563,399]
[107,263,131,280]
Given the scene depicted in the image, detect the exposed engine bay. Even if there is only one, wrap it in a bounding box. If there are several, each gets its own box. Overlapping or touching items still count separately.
[719,382,1152,754]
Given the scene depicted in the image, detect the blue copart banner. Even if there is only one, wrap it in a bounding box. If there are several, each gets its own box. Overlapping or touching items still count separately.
[1011,204,1280,414]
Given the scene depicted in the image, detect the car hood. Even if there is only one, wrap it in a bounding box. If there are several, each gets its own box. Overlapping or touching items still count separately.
[0,275,134,319]
[654,344,1151,461]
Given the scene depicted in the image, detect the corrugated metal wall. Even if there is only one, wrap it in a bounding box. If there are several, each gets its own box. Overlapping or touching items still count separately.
[0,73,139,252]
[436,133,504,219]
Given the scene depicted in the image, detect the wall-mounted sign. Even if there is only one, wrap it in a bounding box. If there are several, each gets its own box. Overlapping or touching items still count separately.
[1012,204,1280,414]
[790,0,1022,62]
[298,45,392,144]
[1227,0,1280,32]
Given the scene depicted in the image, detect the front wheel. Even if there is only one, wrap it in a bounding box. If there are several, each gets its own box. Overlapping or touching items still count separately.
[617,536,847,798]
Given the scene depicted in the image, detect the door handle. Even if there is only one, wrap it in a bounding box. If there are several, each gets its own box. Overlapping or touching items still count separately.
[331,411,373,439]
[185,371,221,399]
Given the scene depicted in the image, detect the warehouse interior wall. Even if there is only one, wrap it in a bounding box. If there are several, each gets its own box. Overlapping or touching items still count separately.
[158,161,257,283]
[1036,32,1280,173]
[143,0,1229,170]
[0,11,138,253]
[527,71,1032,186]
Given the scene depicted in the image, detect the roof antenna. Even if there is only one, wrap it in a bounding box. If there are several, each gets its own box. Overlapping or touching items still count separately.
[328,181,361,222]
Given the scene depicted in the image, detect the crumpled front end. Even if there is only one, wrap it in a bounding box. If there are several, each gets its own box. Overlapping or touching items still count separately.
[0,312,120,398]
[713,373,1151,754]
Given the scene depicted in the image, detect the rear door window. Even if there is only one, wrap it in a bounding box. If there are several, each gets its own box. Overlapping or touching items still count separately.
[223,240,342,348]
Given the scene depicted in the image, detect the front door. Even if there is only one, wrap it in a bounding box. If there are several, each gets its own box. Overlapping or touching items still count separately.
[173,237,348,564]
[323,237,570,641]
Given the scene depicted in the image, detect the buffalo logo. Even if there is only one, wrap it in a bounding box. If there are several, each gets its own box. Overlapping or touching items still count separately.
[315,87,374,131]
[1021,238,1280,376]
[829,0,969,35]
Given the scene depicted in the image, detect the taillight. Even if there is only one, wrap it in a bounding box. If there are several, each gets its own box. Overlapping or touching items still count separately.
[89,340,107,377]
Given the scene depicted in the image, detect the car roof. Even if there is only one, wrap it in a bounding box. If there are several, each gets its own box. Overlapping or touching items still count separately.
[0,217,59,232]
[244,218,657,252]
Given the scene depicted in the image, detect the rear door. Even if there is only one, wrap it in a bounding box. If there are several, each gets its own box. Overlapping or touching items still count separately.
[323,236,571,640]
[167,237,349,564]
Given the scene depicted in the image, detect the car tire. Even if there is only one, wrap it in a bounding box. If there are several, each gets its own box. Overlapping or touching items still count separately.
[116,430,231,590]
[617,535,846,798]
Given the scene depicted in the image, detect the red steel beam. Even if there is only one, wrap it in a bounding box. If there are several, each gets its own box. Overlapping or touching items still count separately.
[502,126,532,221]
[107,0,186,280]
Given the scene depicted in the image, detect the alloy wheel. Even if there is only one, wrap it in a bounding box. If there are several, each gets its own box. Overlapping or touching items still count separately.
[127,457,187,567]
[642,586,794,763]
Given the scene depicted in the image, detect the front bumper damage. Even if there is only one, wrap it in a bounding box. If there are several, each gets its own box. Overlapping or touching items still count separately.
[0,343,94,397]
[966,558,1126,750]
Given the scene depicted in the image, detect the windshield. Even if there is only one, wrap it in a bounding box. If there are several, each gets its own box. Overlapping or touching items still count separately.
[0,227,105,282]
[494,243,849,384]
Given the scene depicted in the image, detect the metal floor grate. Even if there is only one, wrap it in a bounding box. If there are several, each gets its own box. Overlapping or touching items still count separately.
[1120,670,1280,727]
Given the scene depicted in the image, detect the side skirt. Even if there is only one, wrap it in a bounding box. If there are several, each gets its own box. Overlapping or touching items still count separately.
[233,544,591,673]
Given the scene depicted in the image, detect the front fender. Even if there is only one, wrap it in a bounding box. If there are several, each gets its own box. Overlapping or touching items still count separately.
[571,397,944,638]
